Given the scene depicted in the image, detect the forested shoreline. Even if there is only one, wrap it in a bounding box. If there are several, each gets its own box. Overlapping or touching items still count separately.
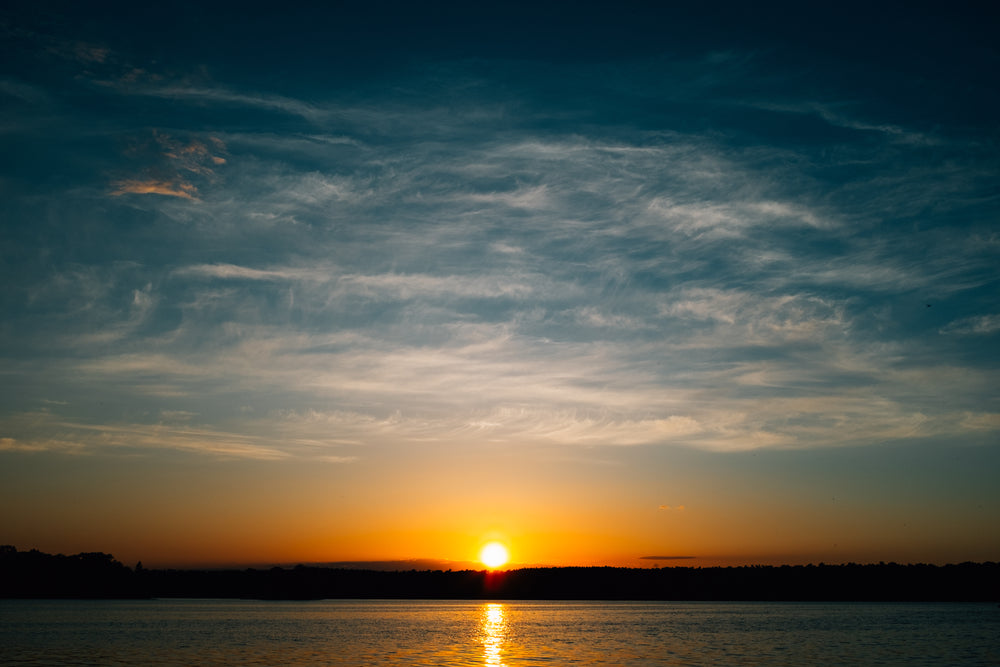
[2,546,997,601]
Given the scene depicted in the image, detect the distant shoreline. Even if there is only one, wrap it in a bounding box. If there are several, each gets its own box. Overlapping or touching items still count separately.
[2,547,998,601]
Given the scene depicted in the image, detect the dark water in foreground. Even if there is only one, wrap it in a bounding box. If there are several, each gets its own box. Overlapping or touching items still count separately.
[2,599,998,665]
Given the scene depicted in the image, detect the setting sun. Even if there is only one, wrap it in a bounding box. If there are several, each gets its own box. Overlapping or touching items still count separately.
[479,542,510,569]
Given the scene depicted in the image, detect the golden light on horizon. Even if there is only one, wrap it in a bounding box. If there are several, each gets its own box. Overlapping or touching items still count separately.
[479,541,510,569]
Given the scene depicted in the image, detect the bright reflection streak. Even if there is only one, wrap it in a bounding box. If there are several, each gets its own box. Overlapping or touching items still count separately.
[481,602,507,666]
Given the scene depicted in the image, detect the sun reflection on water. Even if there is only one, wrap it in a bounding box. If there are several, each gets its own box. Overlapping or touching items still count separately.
[481,603,507,666]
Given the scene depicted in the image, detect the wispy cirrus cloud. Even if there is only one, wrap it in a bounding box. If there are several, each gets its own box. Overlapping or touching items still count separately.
[139,85,327,123]
[175,263,304,281]
[940,314,1000,336]
[0,409,356,461]
[3,40,998,464]
[109,178,199,199]
[108,132,227,201]
[740,99,942,146]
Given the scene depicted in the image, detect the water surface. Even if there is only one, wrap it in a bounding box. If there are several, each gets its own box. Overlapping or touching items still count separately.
[2,599,998,665]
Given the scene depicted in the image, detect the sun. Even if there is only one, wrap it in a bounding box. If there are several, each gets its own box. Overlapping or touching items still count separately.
[479,541,509,569]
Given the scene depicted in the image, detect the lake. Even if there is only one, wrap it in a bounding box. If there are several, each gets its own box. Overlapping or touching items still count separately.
[2,599,998,665]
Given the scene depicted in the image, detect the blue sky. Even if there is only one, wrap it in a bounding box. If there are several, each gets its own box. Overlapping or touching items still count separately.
[1,2,998,566]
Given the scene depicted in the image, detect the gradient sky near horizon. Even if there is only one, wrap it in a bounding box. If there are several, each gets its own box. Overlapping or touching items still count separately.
[1,2,998,569]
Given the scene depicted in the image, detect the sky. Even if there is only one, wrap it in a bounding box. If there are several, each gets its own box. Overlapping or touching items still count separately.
[1,1,998,569]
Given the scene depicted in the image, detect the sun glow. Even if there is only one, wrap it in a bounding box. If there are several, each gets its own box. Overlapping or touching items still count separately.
[479,541,509,569]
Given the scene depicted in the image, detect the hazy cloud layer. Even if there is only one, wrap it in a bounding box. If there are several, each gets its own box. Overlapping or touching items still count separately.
[1,5,998,466]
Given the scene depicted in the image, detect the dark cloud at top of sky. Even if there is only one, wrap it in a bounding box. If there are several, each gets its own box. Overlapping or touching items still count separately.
[2,3,995,148]
[7,2,999,94]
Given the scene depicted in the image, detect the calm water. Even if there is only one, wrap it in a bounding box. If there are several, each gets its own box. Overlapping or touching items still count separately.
[1,599,998,665]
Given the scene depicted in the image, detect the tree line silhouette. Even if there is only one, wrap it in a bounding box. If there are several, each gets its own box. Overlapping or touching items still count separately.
[2,546,998,601]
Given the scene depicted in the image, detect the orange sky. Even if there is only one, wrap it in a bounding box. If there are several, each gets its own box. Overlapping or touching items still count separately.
[3,443,997,569]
